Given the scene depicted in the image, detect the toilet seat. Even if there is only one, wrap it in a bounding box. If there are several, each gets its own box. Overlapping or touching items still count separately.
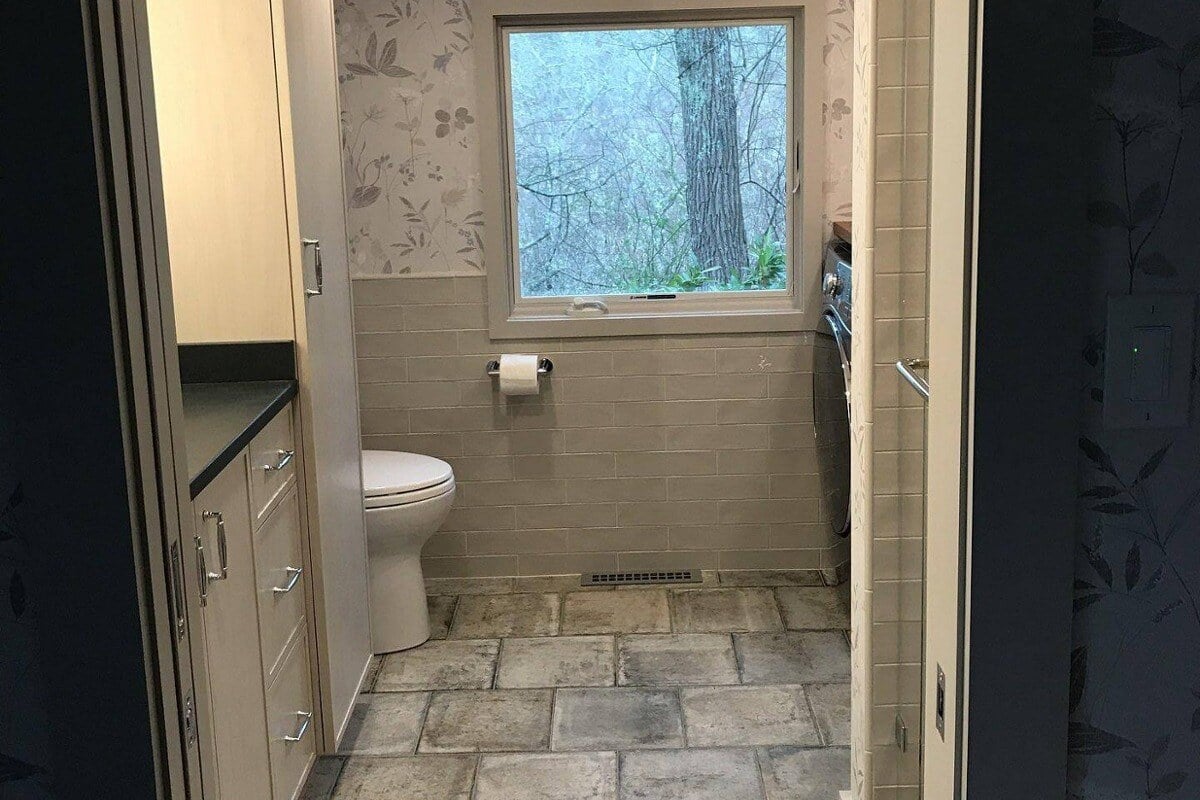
[362,450,456,509]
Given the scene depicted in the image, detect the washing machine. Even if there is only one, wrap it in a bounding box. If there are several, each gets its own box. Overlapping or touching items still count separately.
[814,236,852,538]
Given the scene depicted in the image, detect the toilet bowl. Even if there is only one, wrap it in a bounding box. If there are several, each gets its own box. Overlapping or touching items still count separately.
[362,449,456,653]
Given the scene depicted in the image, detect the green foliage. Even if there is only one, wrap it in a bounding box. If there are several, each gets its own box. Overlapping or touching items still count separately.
[665,264,719,291]
[743,234,787,289]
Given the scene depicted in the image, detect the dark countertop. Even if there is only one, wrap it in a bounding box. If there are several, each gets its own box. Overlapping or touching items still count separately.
[182,380,298,498]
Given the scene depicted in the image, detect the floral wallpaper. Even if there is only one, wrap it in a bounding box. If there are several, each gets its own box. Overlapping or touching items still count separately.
[822,0,854,223]
[333,0,853,277]
[335,0,485,276]
[1069,3,1200,798]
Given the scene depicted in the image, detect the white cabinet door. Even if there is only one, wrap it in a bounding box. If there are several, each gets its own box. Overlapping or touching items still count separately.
[146,0,295,344]
[276,0,373,744]
[193,455,272,800]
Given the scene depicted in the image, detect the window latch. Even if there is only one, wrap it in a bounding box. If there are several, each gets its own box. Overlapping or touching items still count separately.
[565,298,609,317]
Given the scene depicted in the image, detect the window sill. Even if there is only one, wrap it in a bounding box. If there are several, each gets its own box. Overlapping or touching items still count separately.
[488,306,815,339]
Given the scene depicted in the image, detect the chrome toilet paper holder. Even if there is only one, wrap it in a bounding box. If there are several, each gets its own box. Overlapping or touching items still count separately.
[485,357,554,377]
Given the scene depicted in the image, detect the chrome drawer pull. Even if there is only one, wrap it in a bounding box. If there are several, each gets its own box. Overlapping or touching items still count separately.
[263,449,295,473]
[201,510,228,581]
[194,535,209,607]
[272,566,304,594]
[283,711,313,743]
[301,238,323,297]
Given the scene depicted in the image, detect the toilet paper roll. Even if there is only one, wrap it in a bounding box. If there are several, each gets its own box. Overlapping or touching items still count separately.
[498,353,541,396]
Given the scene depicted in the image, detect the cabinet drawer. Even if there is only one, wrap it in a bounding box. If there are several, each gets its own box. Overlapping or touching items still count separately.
[256,486,306,678]
[266,631,315,800]
[249,404,296,527]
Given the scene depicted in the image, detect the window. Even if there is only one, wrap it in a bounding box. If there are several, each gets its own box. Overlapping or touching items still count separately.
[477,1,822,337]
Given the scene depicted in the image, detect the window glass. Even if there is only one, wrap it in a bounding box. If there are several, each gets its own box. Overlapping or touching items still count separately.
[506,22,791,299]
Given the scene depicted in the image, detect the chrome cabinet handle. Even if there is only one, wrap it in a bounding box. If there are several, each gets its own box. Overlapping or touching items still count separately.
[283,711,313,743]
[194,535,209,607]
[301,238,323,297]
[272,566,304,595]
[263,449,295,473]
[202,510,228,581]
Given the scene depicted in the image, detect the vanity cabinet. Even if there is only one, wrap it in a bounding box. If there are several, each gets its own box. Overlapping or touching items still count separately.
[148,0,372,762]
[191,402,315,800]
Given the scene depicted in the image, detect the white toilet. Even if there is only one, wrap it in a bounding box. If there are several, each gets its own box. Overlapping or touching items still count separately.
[361,450,456,653]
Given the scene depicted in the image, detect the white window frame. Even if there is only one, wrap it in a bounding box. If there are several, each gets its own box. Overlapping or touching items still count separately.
[476,0,825,339]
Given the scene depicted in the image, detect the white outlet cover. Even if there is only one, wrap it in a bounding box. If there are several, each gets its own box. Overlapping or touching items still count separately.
[1103,294,1195,429]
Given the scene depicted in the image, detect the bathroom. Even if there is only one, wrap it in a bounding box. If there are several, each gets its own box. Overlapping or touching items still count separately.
[3,0,931,796]
[331,0,880,794]
[13,1,1189,798]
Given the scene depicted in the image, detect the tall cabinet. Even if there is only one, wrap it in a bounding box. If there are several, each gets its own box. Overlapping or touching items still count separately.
[144,0,371,796]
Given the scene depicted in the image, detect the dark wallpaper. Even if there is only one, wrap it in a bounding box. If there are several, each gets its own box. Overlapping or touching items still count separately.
[1070,2,1200,798]
[0,385,52,797]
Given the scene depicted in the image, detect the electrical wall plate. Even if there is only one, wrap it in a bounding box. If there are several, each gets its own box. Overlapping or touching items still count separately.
[1103,294,1196,429]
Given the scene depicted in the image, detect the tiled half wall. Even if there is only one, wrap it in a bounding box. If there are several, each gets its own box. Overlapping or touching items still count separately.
[354,275,849,579]
[850,0,931,797]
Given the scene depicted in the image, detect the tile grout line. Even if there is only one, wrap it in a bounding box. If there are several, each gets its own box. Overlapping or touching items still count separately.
[799,682,827,747]
[731,631,746,685]
[752,746,769,800]
[676,685,690,749]
[770,586,790,631]
[445,592,464,639]
[492,637,504,689]
[612,633,620,687]
[547,686,560,753]
[467,753,481,800]
[413,689,435,756]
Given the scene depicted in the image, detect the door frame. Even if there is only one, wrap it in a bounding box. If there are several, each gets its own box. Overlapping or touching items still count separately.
[922,0,1092,796]
[91,0,216,795]
[85,1,208,797]
[921,0,980,793]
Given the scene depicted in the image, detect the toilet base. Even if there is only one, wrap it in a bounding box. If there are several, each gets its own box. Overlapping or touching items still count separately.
[368,552,431,653]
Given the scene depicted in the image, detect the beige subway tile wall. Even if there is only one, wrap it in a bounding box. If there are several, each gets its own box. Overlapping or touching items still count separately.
[353,275,847,579]
[863,0,931,795]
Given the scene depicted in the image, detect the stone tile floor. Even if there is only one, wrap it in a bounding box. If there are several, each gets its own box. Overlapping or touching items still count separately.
[302,570,850,800]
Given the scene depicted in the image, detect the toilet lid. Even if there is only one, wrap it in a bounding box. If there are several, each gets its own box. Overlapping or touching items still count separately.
[362,450,454,497]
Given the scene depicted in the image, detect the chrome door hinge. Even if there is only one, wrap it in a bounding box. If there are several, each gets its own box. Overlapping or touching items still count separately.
[183,691,197,748]
[168,541,187,640]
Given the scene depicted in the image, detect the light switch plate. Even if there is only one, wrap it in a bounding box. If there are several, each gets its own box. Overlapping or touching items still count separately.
[1104,294,1195,429]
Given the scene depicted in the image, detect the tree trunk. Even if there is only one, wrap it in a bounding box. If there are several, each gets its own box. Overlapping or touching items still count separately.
[673,26,747,284]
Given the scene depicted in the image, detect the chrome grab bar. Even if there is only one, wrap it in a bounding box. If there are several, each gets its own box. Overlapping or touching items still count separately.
[263,449,295,473]
[485,358,554,377]
[283,711,313,743]
[272,566,304,595]
[896,358,930,401]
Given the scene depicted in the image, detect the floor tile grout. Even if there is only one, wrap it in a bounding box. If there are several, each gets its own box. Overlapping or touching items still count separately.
[327,579,848,798]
